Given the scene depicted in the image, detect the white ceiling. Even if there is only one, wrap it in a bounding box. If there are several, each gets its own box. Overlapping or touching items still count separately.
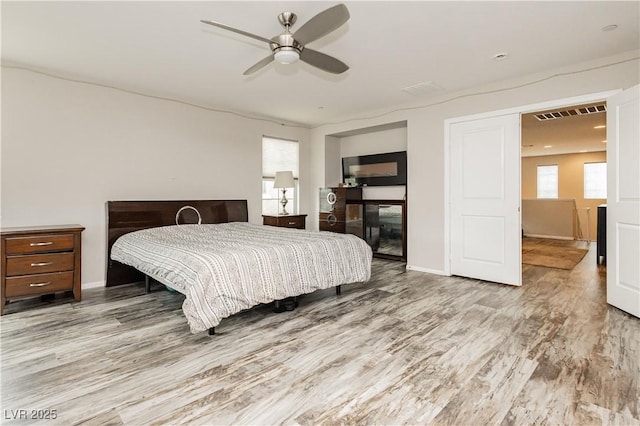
[2,1,639,132]
[522,102,608,157]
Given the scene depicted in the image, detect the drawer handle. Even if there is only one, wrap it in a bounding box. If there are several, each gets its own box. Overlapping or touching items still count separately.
[288,221,296,225]
[30,242,53,247]
[31,262,53,267]
[29,282,52,287]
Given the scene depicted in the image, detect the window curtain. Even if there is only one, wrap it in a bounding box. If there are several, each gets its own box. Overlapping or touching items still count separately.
[262,137,299,178]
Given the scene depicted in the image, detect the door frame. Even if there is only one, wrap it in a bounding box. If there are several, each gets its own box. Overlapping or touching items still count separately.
[444,89,620,276]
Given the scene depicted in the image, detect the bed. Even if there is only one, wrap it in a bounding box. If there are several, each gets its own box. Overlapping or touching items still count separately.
[107,200,373,334]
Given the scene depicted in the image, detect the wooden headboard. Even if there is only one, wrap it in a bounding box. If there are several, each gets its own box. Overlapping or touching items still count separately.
[106,200,248,287]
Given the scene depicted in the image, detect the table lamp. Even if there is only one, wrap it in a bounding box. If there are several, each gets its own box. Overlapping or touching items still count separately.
[273,171,295,215]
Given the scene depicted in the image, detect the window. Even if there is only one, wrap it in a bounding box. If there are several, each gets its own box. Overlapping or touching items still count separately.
[584,162,607,199]
[262,137,299,215]
[537,165,558,198]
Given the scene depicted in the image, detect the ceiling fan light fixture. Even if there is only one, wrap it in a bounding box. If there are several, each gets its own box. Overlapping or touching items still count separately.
[274,48,300,64]
[201,3,349,74]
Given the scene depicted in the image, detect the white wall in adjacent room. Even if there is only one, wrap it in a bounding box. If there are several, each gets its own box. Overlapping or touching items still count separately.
[522,151,607,241]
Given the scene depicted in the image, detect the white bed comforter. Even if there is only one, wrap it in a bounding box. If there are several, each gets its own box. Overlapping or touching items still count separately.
[111,222,372,333]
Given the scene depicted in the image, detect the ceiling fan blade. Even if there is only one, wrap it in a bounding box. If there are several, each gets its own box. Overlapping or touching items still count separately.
[200,19,274,45]
[299,48,348,74]
[293,4,350,45]
[243,55,274,75]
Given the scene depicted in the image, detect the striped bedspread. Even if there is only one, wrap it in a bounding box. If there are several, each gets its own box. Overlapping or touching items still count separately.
[111,222,372,333]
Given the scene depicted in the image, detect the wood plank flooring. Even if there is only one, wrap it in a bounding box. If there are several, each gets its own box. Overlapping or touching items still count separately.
[1,244,638,425]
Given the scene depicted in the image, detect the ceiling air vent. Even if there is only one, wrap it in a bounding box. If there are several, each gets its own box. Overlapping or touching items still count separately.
[534,104,606,121]
[401,81,443,96]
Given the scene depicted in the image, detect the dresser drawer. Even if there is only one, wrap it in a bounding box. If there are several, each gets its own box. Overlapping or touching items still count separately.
[320,219,346,233]
[5,234,75,255]
[5,271,74,297]
[262,214,306,230]
[1,224,84,315]
[279,216,305,228]
[5,252,75,277]
[319,212,345,223]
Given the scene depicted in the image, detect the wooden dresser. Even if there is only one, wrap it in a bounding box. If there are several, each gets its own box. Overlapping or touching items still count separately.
[1,225,84,315]
[262,214,307,230]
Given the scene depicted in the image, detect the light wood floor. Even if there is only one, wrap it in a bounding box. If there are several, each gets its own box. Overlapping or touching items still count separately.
[1,245,638,425]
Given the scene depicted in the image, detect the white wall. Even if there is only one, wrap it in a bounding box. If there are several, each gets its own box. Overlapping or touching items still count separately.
[4,50,638,286]
[1,67,310,287]
[309,51,639,275]
[339,127,407,158]
[324,135,341,190]
[339,126,407,200]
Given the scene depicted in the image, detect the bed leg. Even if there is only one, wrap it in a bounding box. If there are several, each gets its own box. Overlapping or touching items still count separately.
[208,327,215,336]
[336,285,342,296]
[273,297,298,313]
[145,275,151,293]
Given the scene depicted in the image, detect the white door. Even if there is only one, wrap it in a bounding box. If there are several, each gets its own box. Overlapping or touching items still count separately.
[450,114,521,286]
[607,85,640,318]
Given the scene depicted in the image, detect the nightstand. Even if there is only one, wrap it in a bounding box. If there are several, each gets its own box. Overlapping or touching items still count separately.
[1,224,84,315]
[262,214,307,230]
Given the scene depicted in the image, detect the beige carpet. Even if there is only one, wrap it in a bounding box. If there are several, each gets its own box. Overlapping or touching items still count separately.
[522,237,589,270]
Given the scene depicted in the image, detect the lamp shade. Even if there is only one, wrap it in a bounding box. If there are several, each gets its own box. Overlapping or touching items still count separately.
[273,171,295,188]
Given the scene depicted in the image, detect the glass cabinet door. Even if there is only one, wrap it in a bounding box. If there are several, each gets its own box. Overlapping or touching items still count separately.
[363,202,405,259]
[378,204,403,257]
[364,205,380,250]
[345,204,363,238]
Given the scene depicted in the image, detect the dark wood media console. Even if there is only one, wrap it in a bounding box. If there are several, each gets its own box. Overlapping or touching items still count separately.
[318,187,407,260]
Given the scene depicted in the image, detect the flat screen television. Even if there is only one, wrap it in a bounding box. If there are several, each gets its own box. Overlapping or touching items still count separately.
[342,151,407,186]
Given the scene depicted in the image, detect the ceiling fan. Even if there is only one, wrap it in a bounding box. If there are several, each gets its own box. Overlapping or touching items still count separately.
[201,4,350,75]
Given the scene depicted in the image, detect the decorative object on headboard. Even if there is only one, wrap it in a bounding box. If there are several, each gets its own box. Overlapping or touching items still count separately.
[342,151,407,186]
[106,200,248,287]
[175,205,202,225]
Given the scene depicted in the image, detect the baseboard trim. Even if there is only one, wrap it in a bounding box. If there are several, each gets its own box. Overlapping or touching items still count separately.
[82,280,105,289]
[406,265,448,276]
[524,234,574,240]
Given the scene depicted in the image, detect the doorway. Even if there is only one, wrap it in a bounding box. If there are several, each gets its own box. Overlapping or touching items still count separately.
[520,102,608,271]
[444,90,619,284]
[446,87,639,319]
